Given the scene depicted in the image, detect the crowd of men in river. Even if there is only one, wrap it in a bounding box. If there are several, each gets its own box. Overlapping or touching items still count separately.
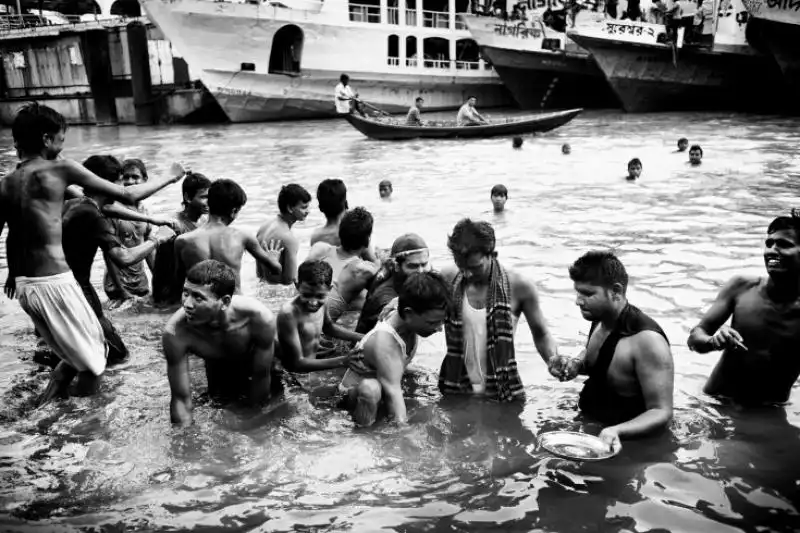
[1,103,799,452]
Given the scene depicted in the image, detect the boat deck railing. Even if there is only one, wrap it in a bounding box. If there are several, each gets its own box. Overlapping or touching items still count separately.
[349,4,470,31]
[0,14,146,36]
[392,56,493,73]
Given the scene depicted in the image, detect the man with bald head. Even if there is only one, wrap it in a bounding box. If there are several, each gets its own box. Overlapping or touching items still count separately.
[356,233,431,334]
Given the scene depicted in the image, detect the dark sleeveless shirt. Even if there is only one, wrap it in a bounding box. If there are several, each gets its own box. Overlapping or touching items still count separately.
[579,304,668,425]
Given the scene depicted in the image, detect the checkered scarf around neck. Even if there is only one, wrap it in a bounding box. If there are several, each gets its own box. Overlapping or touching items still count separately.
[439,259,524,401]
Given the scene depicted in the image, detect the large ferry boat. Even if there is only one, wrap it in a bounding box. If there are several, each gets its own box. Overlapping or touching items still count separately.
[139,0,513,122]
[742,0,800,112]
[461,2,620,110]
[566,0,789,113]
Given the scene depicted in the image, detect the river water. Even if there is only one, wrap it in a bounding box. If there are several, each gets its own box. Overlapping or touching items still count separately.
[0,110,799,532]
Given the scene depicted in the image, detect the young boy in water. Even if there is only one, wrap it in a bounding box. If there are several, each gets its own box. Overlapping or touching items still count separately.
[688,145,703,166]
[676,137,689,152]
[276,260,363,372]
[379,180,393,200]
[626,158,642,181]
[490,184,508,213]
[562,143,571,155]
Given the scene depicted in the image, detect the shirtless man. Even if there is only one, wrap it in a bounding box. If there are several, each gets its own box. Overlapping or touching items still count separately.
[340,272,450,427]
[456,96,488,127]
[0,103,183,404]
[175,178,282,291]
[687,213,800,405]
[256,183,311,285]
[555,251,674,451]
[310,178,348,247]
[438,219,561,401]
[306,206,379,323]
[163,260,278,426]
[152,172,211,306]
[276,260,364,372]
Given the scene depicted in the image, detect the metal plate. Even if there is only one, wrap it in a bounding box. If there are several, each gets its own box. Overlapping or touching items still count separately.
[538,431,619,461]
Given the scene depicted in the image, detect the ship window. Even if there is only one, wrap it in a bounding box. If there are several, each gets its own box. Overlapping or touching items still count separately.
[268,24,304,76]
[110,0,142,17]
[455,38,479,69]
[349,0,381,23]
[387,34,399,66]
[422,37,450,69]
[405,36,418,67]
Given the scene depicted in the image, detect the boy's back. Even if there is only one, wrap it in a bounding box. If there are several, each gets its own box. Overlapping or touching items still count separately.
[177,224,247,286]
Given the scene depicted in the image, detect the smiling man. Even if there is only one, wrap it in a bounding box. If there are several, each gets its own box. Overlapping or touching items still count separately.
[688,212,800,405]
[163,260,279,426]
[257,183,312,285]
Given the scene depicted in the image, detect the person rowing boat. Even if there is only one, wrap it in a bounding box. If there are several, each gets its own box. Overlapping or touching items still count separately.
[456,96,489,127]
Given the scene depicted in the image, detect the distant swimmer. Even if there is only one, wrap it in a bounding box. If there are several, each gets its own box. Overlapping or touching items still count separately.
[676,137,689,152]
[626,158,642,181]
[512,136,523,149]
[555,251,674,451]
[379,179,393,200]
[688,144,703,165]
[688,212,800,406]
[163,260,279,426]
[175,178,283,292]
[438,219,562,401]
[0,103,183,405]
[339,272,450,427]
[456,96,489,127]
[490,184,508,213]
[311,179,348,247]
[406,97,425,126]
[256,184,312,285]
[275,260,364,373]
[562,143,572,155]
[152,172,212,307]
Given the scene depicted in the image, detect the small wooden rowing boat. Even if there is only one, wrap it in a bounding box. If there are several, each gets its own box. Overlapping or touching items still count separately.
[344,108,582,141]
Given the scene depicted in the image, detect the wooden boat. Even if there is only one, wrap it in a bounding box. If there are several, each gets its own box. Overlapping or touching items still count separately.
[344,108,582,141]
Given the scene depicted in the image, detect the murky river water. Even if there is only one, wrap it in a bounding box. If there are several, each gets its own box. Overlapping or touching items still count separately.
[1,110,799,532]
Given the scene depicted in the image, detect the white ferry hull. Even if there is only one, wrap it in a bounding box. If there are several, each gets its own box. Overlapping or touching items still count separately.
[140,0,511,122]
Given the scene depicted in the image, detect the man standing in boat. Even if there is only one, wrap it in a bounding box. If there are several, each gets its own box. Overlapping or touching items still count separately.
[334,74,365,116]
[456,96,489,127]
[687,212,800,406]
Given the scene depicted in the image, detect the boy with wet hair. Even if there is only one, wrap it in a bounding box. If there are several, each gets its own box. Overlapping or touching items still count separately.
[490,184,508,212]
[311,178,348,246]
[626,158,642,181]
[379,180,393,200]
[676,137,689,152]
[689,144,703,165]
[257,183,312,284]
[152,171,212,306]
[163,259,279,426]
[276,260,364,373]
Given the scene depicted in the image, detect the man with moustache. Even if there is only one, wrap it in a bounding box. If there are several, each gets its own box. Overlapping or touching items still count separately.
[355,233,431,334]
[688,212,800,405]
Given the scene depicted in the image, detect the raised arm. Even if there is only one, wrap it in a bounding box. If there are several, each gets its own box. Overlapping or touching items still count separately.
[106,230,173,268]
[64,159,184,205]
[276,307,349,372]
[250,307,278,405]
[600,332,674,448]
[163,322,193,426]
[367,333,408,424]
[687,276,749,353]
[102,203,180,231]
[244,233,282,276]
[516,274,559,363]
[322,308,364,343]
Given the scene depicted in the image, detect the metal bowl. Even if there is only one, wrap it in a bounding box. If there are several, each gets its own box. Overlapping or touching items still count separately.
[538,431,620,461]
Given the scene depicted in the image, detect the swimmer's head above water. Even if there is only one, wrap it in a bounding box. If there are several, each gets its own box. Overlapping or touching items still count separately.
[569,250,629,323]
[397,271,451,337]
[562,143,571,155]
[12,102,67,160]
[512,136,523,149]
[490,184,508,212]
[627,158,642,181]
[378,179,393,199]
[121,158,148,187]
[182,259,237,326]
[448,218,497,283]
[689,144,703,166]
[677,137,689,152]
[295,260,333,313]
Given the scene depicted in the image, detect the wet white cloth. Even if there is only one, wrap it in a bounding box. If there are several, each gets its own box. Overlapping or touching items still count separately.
[462,294,488,393]
[16,272,107,375]
[334,83,355,114]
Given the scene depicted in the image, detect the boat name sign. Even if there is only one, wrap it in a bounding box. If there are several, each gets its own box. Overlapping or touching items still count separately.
[494,23,543,39]
[743,0,800,19]
[602,20,660,43]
